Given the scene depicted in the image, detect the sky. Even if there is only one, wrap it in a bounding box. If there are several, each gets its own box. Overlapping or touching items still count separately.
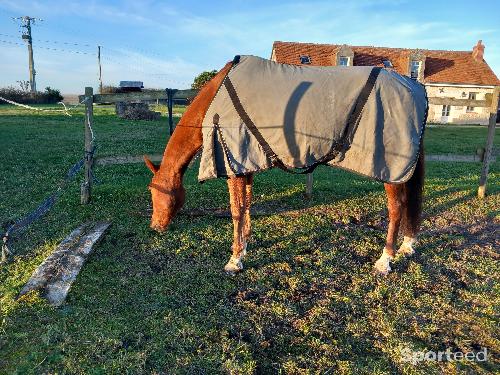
[0,0,499,94]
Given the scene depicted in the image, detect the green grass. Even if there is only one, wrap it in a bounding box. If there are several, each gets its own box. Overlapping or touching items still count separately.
[0,104,498,374]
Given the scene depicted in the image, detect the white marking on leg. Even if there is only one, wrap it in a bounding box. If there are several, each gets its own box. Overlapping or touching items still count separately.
[398,236,416,256]
[374,248,393,276]
[241,240,247,257]
[224,254,243,274]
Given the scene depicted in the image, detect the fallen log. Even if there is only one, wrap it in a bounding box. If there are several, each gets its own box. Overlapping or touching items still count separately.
[18,221,111,306]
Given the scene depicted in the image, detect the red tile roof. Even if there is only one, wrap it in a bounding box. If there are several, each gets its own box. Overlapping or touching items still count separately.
[272,41,500,86]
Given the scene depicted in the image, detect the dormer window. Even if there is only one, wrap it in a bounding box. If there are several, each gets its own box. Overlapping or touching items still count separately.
[339,56,349,66]
[300,55,311,64]
[382,59,393,68]
[410,60,421,80]
[335,45,354,66]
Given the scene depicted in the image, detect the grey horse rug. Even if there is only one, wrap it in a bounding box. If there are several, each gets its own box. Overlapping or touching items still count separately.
[198,55,428,183]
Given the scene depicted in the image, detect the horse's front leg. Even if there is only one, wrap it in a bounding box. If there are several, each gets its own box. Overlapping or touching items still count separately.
[224,176,248,274]
[374,183,403,275]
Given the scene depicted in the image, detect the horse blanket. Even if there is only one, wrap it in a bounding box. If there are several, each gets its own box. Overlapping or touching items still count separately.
[198,55,427,183]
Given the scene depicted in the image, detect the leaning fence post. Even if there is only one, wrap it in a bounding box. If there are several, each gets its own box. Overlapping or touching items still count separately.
[305,173,313,199]
[478,86,499,199]
[81,86,94,204]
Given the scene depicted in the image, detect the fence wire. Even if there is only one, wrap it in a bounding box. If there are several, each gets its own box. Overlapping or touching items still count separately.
[1,97,95,264]
[0,96,87,116]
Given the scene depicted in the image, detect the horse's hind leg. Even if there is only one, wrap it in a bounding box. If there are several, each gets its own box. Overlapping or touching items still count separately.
[398,184,417,256]
[224,176,247,274]
[398,150,424,256]
[374,183,403,275]
[242,174,254,255]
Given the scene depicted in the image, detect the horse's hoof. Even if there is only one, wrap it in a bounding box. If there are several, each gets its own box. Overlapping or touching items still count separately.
[397,237,416,256]
[374,253,392,276]
[224,256,243,275]
[397,243,415,256]
[374,264,391,276]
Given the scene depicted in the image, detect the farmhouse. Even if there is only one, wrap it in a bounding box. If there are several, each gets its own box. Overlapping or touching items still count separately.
[271,40,500,125]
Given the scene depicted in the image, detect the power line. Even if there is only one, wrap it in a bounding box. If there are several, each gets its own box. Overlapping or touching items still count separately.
[0,32,21,39]
[0,39,95,55]
[2,22,194,88]
[33,45,96,55]
[34,38,93,48]
[2,31,174,69]
[0,32,94,48]
[0,39,24,46]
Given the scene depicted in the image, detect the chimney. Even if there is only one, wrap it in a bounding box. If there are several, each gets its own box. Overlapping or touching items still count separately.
[472,40,485,61]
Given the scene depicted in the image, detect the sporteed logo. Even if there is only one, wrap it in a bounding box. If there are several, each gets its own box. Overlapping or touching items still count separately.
[400,347,489,365]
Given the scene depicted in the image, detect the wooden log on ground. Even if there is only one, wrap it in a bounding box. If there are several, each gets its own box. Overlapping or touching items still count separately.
[18,221,111,306]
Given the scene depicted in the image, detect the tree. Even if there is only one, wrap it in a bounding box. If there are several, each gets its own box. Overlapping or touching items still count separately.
[17,80,30,92]
[191,70,217,90]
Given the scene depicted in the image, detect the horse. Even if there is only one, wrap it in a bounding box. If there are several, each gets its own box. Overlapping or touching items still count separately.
[144,60,424,276]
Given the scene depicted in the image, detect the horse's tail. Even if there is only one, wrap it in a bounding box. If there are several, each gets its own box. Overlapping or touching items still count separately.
[402,144,425,236]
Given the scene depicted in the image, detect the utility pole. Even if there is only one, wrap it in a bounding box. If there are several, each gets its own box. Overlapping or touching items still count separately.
[14,16,39,93]
[98,45,103,93]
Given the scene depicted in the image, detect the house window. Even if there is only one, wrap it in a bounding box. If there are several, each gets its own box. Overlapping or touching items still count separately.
[466,92,477,112]
[300,55,311,64]
[441,105,451,117]
[382,59,393,68]
[410,60,421,79]
[339,56,349,66]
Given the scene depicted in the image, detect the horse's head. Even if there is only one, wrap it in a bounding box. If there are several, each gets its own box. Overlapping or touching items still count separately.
[144,156,185,232]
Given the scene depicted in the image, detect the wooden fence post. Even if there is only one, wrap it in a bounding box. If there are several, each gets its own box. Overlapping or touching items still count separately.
[81,87,94,204]
[478,86,499,199]
[305,173,313,199]
[166,88,177,135]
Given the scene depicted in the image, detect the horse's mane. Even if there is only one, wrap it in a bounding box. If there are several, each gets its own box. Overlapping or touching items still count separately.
[181,61,234,127]
[155,61,234,177]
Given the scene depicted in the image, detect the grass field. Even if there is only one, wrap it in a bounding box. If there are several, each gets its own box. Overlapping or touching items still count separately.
[0,104,498,374]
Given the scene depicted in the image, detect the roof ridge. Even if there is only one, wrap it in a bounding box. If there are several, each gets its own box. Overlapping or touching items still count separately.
[272,40,500,85]
[273,40,472,54]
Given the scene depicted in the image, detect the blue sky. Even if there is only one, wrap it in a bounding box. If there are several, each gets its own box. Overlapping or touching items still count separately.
[1,0,499,93]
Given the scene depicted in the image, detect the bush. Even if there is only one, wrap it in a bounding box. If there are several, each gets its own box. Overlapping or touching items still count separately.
[44,87,63,102]
[0,86,64,104]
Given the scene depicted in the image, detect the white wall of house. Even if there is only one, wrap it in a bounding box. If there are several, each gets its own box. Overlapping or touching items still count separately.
[425,84,494,125]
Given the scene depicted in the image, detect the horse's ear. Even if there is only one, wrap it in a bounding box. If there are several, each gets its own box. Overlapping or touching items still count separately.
[144,156,159,174]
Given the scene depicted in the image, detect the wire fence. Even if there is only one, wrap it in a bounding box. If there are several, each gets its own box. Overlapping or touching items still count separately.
[0,97,94,264]
[0,96,87,116]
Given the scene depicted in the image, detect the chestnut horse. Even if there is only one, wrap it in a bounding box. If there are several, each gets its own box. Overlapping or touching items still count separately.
[144,61,424,276]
